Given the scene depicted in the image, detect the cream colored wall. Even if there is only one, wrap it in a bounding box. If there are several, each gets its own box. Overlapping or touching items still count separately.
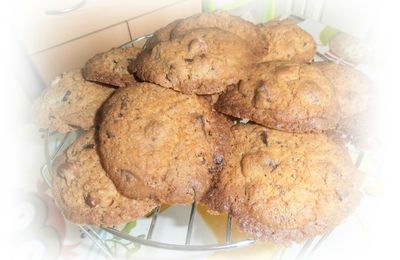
[15,0,375,87]
[15,0,201,87]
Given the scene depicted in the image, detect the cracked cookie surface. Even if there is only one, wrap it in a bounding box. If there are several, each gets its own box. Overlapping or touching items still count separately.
[258,19,316,62]
[134,28,257,94]
[169,11,265,54]
[146,11,265,53]
[52,129,158,226]
[82,46,141,87]
[215,62,340,132]
[33,69,114,133]
[313,62,372,118]
[314,62,375,148]
[99,83,231,204]
[204,123,362,244]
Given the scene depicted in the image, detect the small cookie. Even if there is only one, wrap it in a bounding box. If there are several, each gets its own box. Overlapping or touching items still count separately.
[82,46,141,87]
[313,62,372,118]
[215,62,340,132]
[169,11,265,54]
[99,83,231,204]
[33,69,114,133]
[134,28,256,94]
[52,129,158,226]
[204,123,362,244]
[258,19,316,62]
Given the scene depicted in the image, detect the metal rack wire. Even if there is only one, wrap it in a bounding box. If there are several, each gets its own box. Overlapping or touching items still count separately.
[40,34,366,259]
[41,130,255,257]
[41,129,365,258]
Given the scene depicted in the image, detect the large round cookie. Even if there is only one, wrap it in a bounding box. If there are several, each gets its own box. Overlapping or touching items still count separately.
[215,62,340,132]
[33,69,114,133]
[204,124,362,244]
[133,28,257,95]
[52,129,158,227]
[82,46,141,88]
[169,11,265,54]
[258,19,316,62]
[313,62,372,118]
[99,83,231,204]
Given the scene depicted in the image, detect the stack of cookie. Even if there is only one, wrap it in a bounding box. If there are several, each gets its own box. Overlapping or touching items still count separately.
[33,11,372,244]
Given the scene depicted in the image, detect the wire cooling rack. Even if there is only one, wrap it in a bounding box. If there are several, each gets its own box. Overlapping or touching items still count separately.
[40,34,366,259]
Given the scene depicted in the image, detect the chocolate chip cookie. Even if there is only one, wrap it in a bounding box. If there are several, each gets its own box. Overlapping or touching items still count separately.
[99,83,231,204]
[204,123,362,244]
[313,62,372,118]
[33,69,114,133]
[215,62,340,132]
[52,129,158,226]
[258,19,316,62]
[169,11,265,54]
[82,46,141,87]
[134,28,257,94]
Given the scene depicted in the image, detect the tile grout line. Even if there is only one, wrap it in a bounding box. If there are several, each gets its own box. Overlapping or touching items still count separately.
[31,0,187,55]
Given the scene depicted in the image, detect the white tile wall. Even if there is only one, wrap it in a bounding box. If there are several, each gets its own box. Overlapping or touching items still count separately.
[275,0,375,40]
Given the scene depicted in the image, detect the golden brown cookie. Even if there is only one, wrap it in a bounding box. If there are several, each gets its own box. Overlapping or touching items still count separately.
[204,123,362,244]
[99,83,231,204]
[33,69,114,133]
[169,11,265,54]
[133,28,257,94]
[82,46,141,87]
[314,62,375,148]
[313,62,372,118]
[52,129,158,227]
[215,62,340,132]
[258,19,316,62]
